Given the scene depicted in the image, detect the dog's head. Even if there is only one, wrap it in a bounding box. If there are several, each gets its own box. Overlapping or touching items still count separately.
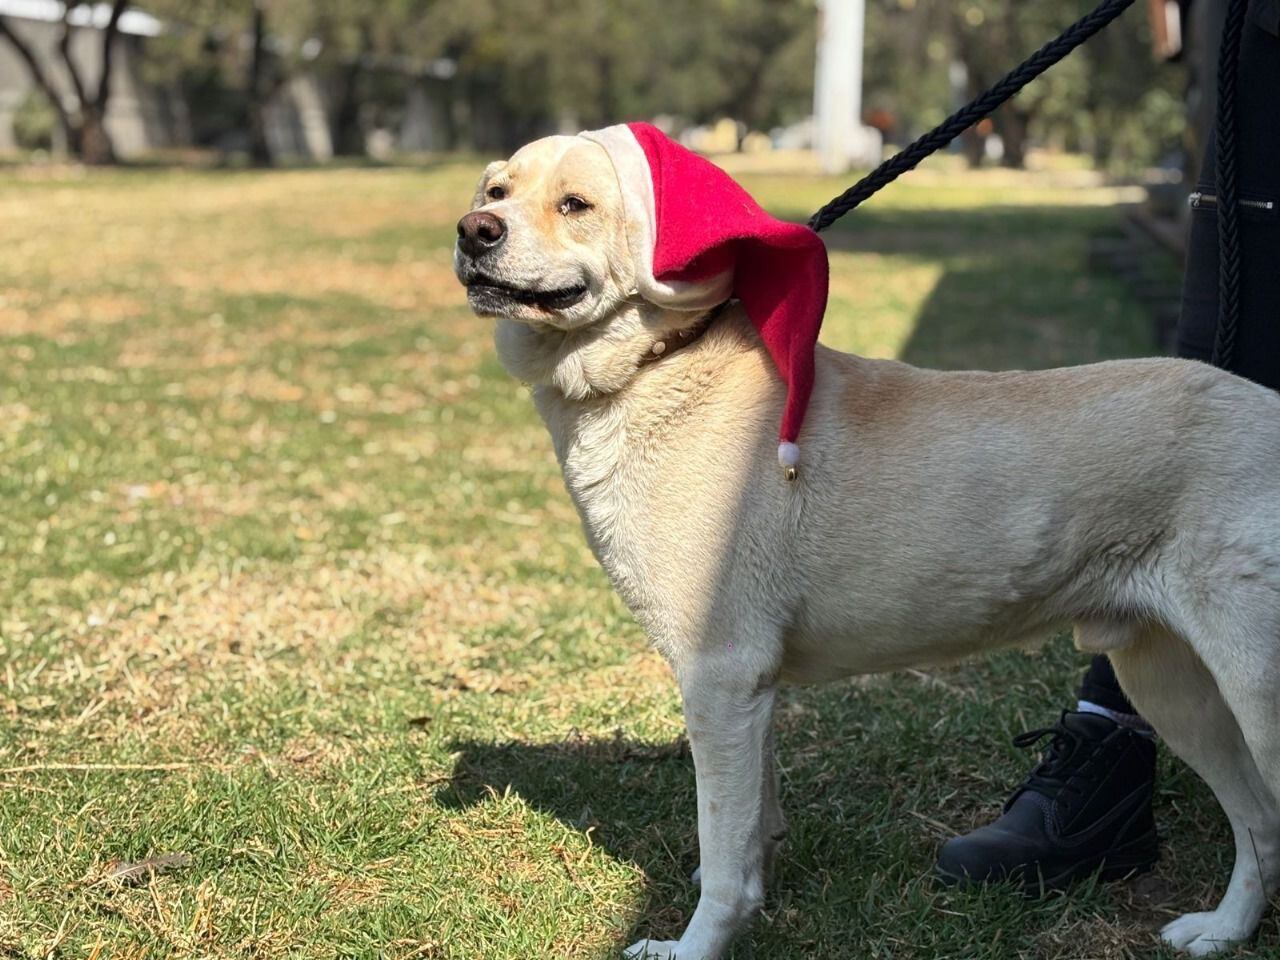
[454,136,636,331]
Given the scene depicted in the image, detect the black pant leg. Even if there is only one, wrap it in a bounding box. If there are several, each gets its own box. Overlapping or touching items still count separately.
[1080,654,1138,715]
[1176,1,1280,385]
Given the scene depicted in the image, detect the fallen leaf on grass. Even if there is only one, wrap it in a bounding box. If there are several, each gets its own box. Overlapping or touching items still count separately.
[102,852,191,885]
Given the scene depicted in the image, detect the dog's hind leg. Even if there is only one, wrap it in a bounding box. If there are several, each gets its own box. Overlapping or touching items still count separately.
[1191,608,1280,812]
[625,646,781,960]
[1109,628,1280,956]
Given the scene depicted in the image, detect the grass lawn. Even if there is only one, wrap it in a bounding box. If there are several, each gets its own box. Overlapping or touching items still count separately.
[0,157,1269,959]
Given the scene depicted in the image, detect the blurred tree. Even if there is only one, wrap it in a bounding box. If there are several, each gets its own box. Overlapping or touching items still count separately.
[280,0,429,156]
[862,0,1183,171]
[11,89,57,150]
[243,0,274,164]
[416,0,817,151]
[945,0,1078,167]
[1074,7,1185,171]
[123,0,1181,169]
[314,1,376,156]
[0,0,130,163]
[143,0,283,163]
[147,0,435,162]
[864,0,951,140]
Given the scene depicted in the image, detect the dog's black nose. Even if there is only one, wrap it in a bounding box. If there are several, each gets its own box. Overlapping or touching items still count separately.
[456,211,507,257]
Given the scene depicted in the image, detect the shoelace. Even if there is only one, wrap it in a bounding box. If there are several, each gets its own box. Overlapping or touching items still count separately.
[1010,713,1096,802]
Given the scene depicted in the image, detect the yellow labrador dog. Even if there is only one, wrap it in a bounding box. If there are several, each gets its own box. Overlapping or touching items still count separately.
[453,133,1280,959]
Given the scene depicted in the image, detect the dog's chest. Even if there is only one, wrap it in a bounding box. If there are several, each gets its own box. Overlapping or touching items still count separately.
[537,393,672,629]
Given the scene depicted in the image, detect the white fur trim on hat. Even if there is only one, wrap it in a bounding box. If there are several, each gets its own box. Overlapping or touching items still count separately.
[579,125,733,312]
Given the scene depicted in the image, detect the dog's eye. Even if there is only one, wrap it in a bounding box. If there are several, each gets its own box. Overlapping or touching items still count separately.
[485,184,506,202]
[559,195,592,215]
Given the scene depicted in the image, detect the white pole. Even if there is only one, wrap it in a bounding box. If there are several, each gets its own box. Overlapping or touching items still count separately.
[815,0,867,174]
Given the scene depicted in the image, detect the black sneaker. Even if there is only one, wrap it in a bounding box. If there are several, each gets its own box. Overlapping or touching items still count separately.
[935,710,1159,895]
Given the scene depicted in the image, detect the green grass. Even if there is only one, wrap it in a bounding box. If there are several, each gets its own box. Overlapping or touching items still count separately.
[0,157,1270,959]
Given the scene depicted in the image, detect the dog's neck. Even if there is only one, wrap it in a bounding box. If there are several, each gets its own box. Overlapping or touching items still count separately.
[493,302,720,401]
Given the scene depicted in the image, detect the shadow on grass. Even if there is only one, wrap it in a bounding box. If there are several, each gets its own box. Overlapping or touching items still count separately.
[435,732,694,849]
[430,652,1248,958]
[435,731,700,943]
[790,202,1116,252]
[809,204,1159,372]
[431,683,1044,954]
[430,716,1096,958]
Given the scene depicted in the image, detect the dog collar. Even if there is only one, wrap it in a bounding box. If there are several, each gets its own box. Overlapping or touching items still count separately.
[637,300,731,370]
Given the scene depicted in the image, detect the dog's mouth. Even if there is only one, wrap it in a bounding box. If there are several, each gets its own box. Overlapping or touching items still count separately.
[465,275,589,313]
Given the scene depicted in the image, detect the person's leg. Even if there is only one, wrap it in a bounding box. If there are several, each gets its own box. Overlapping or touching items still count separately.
[1076,653,1146,727]
[939,0,1280,891]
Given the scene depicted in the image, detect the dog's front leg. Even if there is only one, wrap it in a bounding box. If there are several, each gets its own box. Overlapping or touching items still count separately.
[626,652,780,960]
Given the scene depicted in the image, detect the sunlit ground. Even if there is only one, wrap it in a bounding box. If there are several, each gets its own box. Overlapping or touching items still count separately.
[0,157,1256,959]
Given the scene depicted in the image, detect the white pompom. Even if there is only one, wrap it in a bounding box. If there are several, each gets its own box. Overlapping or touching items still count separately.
[778,442,800,468]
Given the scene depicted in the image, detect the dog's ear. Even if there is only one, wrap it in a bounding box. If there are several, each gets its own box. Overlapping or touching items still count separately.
[471,160,509,209]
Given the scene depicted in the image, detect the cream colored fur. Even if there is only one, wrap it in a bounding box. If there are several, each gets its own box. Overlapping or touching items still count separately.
[454,135,1280,959]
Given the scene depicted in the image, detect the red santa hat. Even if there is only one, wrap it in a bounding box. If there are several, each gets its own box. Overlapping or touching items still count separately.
[579,122,829,477]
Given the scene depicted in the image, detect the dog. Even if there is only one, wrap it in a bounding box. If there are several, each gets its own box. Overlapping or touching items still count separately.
[452,132,1280,959]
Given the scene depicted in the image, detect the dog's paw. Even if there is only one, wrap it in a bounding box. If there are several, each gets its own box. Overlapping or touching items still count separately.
[624,939,682,959]
[690,865,701,887]
[1161,911,1251,956]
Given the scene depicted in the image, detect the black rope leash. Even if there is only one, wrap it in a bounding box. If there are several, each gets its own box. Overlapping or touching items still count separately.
[1211,0,1248,368]
[807,0,1136,233]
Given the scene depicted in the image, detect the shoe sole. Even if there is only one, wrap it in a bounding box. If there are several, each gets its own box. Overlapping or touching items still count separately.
[935,827,1159,897]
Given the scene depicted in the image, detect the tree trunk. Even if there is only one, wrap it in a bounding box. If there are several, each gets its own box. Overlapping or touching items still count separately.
[246,0,273,166]
[330,64,366,152]
[949,20,987,170]
[595,53,615,131]
[247,100,272,167]
[331,19,373,156]
[330,78,364,156]
[1091,122,1120,170]
[83,0,127,164]
[960,127,985,168]
[998,105,1031,169]
[78,106,115,165]
[1,3,126,163]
